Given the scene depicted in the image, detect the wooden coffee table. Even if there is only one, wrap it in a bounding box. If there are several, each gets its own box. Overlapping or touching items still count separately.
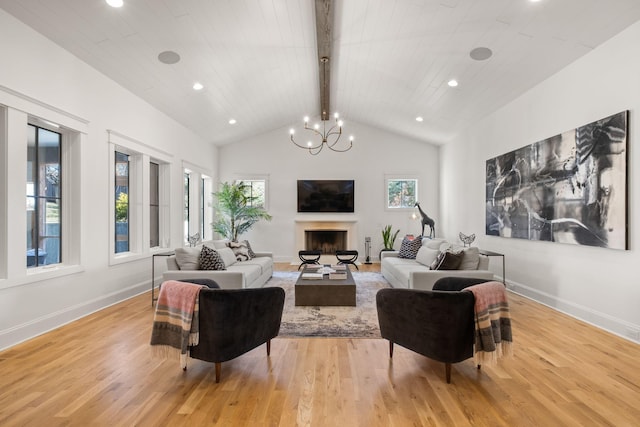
[295,265,356,306]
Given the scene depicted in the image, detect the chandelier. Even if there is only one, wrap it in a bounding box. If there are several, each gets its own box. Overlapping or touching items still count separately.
[289,112,354,155]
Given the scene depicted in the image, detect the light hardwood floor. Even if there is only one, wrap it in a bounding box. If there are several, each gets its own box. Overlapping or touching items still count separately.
[1,263,639,426]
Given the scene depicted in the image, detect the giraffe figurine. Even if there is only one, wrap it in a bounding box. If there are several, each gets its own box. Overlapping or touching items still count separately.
[414,202,435,238]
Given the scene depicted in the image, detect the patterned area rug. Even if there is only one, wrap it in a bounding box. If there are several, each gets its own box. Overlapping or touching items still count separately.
[265,271,391,338]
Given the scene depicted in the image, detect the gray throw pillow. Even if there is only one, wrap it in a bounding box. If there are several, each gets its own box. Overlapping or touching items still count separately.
[198,246,226,270]
[458,246,480,270]
[174,247,201,270]
[415,246,439,267]
[216,247,237,267]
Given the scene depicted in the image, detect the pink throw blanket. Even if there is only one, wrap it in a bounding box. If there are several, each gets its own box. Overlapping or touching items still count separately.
[150,280,203,368]
[464,281,513,365]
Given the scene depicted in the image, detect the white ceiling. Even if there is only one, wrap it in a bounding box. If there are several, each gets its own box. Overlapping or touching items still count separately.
[2,0,640,146]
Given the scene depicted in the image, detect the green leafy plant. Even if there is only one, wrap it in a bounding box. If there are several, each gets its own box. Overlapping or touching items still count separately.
[212,181,272,241]
[115,192,128,222]
[381,224,400,250]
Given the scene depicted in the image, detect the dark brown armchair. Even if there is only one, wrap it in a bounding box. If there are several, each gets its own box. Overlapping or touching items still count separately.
[376,277,491,383]
[185,284,285,382]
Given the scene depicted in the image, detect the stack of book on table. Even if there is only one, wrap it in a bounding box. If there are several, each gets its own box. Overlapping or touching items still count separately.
[301,272,323,280]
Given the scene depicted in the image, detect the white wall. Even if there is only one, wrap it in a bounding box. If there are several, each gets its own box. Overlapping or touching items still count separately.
[441,20,640,343]
[218,121,440,262]
[0,10,217,350]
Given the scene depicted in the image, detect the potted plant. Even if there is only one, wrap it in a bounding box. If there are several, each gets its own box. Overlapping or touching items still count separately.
[212,181,272,241]
[380,224,400,258]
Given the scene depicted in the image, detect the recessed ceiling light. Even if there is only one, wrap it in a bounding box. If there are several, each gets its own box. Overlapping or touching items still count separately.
[158,50,180,64]
[448,79,458,87]
[228,119,237,125]
[192,82,203,90]
[470,47,493,61]
[416,116,424,122]
[106,0,123,7]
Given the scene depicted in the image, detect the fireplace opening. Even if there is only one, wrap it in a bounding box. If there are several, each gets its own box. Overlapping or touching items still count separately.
[305,230,347,255]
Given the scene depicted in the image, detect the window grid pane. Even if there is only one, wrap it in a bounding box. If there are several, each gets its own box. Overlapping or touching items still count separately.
[150,162,159,248]
[27,124,62,267]
[115,151,129,253]
[387,179,417,208]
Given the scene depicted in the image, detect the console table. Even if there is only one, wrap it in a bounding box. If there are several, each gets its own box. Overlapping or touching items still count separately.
[478,249,505,285]
[151,251,174,306]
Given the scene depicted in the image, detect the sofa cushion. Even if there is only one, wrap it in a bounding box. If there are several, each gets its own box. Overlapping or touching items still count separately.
[398,236,422,259]
[383,256,430,285]
[217,247,237,267]
[227,263,262,285]
[238,255,272,274]
[199,246,226,270]
[415,245,440,267]
[174,247,201,270]
[458,246,480,270]
[432,250,464,270]
[228,240,253,261]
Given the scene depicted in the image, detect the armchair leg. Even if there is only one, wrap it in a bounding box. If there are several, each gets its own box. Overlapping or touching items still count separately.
[215,362,221,383]
[389,341,394,358]
[267,339,271,356]
[445,363,452,383]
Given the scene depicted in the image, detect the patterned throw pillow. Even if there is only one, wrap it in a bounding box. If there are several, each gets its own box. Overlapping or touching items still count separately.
[228,240,252,261]
[398,235,422,259]
[243,240,256,258]
[198,245,226,270]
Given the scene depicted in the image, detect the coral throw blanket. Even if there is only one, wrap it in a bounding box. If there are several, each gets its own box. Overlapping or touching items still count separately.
[150,280,203,368]
[464,281,513,365]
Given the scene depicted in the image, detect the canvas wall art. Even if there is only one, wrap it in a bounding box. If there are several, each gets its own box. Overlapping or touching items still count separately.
[486,111,628,250]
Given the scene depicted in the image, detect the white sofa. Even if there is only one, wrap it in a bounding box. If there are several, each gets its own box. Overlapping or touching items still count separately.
[381,238,494,290]
[162,240,273,289]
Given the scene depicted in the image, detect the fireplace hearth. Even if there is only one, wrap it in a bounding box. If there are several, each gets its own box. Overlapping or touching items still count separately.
[305,230,347,255]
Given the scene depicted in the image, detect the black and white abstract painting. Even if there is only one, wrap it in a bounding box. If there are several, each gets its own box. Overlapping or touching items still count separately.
[486,111,628,250]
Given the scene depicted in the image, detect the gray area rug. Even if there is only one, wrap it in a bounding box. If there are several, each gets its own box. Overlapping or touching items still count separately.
[265,271,391,338]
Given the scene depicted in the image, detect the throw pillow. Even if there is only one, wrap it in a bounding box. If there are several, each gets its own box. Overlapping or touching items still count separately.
[174,247,201,270]
[243,240,256,258]
[415,246,440,267]
[198,246,226,270]
[432,250,464,270]
[228,240,252,261]
[458,246,480,270]
[216,247,238,267]
[398,235,422,259]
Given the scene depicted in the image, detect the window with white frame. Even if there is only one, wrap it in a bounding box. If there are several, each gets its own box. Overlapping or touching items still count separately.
[0,99,84,287]
[386,176,418,209]
[27,124,62,267]
[109,131,170,263]
[183,166,213,244]
[235,177,268,209]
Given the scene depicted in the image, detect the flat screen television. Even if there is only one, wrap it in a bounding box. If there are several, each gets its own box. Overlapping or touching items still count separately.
[297,180,355,213]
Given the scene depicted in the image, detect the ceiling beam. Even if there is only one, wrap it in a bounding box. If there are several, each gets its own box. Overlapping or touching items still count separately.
[315,0,333,121]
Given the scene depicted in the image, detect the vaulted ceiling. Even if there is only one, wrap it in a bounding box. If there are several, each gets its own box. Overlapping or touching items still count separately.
[2,0,640,146]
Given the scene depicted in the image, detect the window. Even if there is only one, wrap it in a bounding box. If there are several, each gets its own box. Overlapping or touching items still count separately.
[184,171,190,243]
[386,177,418,209]
[114,151,130,253]
[236,178,267,209]
[27,124,62,267]
[150,162,159,248]
[109,130,170,264]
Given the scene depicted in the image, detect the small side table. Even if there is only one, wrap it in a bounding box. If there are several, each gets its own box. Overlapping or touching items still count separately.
[478,249,505,285]
[151,251,175,306]
[336,250,359,271]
